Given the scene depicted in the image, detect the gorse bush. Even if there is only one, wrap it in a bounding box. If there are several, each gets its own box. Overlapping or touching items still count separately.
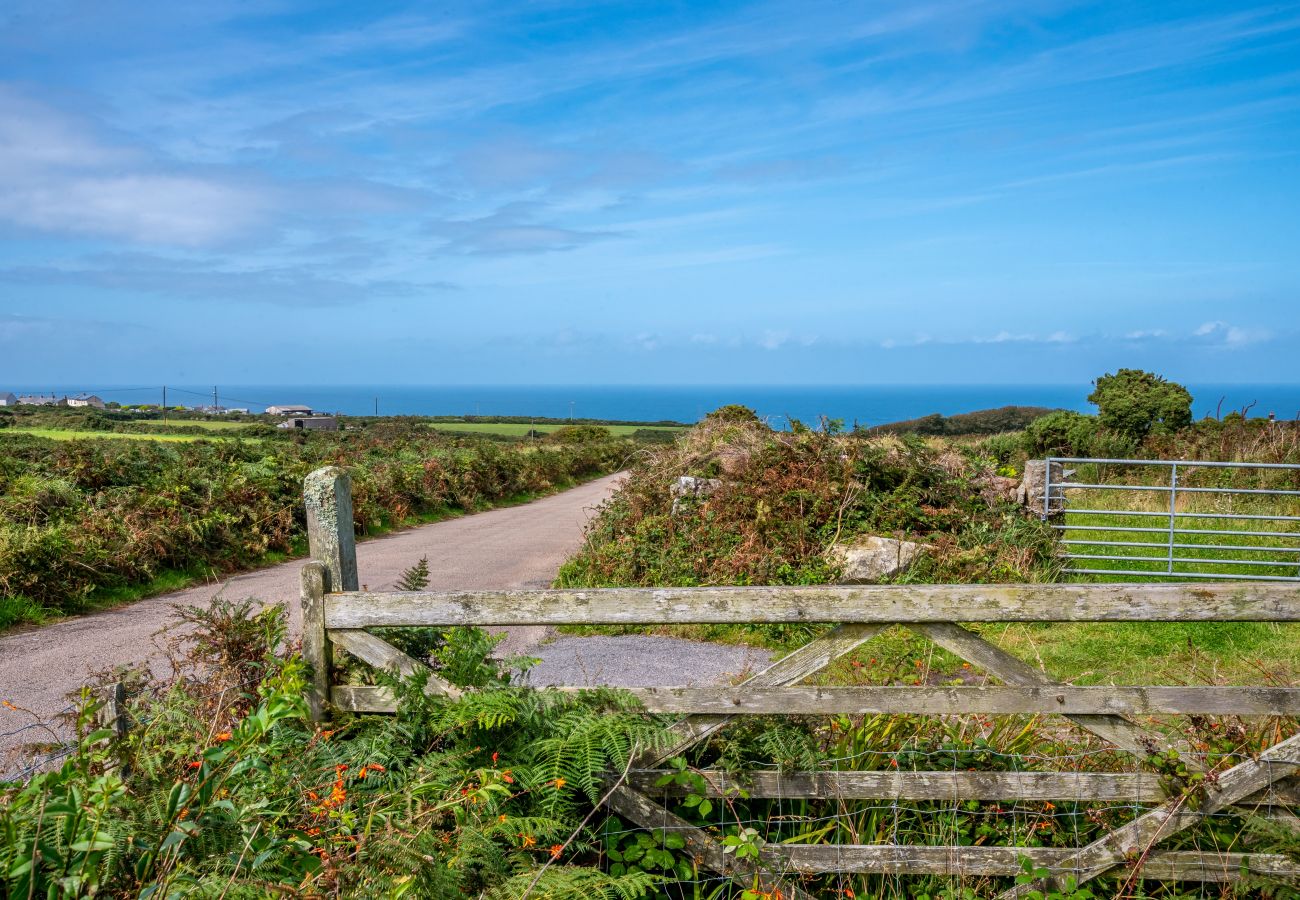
[558,415,1057,599]
[0,426,627,625]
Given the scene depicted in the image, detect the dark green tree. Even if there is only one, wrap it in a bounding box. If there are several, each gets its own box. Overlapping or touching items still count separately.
[1087,369,1192,441]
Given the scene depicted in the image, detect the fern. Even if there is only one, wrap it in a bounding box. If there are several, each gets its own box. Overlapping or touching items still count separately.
[484,867,663,900]
[396,556,430,591]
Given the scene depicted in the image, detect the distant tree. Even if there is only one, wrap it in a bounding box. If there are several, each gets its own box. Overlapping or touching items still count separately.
[704,404,763,426]
[548,424,612,444]
[1088,369,1192,441]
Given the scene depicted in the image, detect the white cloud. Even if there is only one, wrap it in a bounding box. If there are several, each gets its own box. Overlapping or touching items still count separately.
[1125,328,1168,339]
[0,87,267,246]
[1194,320,1272,347]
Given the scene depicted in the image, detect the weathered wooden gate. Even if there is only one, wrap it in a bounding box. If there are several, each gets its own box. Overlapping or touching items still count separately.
[300,467,1300,897]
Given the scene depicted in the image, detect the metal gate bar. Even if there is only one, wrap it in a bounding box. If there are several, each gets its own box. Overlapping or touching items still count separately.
[1045,456,1300,582]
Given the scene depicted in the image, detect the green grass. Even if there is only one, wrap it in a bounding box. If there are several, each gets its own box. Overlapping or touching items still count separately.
[0,428,217,442]
[427,421,685,437]
[1057,486,1300,582]
[136,419,254,431]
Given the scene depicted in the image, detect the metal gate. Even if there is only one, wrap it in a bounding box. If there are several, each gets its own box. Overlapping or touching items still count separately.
[1045,456,1300,581]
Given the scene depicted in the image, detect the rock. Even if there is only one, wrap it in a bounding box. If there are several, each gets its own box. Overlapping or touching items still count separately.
[830,536,928,583]
[671,475,722,513]
[1018,460,1065,514]
[974,473,1020,505]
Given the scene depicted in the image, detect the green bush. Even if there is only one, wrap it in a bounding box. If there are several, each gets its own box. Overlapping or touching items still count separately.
[1088,369,1192,441]
[0,600,667,898]
[0,428,628,620]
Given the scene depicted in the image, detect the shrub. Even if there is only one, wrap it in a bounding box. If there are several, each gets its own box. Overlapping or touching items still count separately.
[559,422,1056,606]
[1088,369,1192,441]
[0,429,628,621]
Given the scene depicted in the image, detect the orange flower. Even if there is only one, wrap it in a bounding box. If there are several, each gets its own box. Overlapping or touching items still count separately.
[520,834,537,849]
[491,751,499,764]
[498,814,508,823]
[186,760,202,770]
[215,732,232,742]
[549,844,564,859]
[501,771,515,784]
[553,778,566,789]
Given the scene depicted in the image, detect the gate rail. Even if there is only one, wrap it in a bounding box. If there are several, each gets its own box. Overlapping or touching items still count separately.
[1046,456,1300,581]
[301,466,1300,898]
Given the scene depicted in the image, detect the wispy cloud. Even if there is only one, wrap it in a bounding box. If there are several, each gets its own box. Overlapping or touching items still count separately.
[0,255,456,306]
[430,203,617,255]
[1194,320,1273,347]
[0,87,268,246]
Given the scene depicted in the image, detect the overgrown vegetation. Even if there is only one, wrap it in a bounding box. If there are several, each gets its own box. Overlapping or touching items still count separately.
[4,599,1295,898]
[0,421,627,629]
[0,599,671,898]
[871,405,1059,437]
[558,408,1058,596]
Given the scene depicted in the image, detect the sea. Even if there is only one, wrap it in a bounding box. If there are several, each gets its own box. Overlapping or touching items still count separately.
[13,384,1300,427]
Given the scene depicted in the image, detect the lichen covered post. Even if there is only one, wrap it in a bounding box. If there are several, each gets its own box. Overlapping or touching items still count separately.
[303,466,359,593]
[300,560,330,721]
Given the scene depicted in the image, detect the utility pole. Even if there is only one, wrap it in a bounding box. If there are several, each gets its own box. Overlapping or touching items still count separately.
[374,397,378,417]
[569,400,575,422]
[162,385,167,422]
[213,386,218,412]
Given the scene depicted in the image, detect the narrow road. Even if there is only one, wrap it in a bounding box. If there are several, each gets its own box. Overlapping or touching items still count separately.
[1,473,768,772]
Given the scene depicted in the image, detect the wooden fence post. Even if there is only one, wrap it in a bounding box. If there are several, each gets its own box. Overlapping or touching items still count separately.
[303,466,359,593]
[301,560,330,721]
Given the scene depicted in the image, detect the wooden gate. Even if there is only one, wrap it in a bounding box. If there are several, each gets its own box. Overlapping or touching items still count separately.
[299,467,1300,897]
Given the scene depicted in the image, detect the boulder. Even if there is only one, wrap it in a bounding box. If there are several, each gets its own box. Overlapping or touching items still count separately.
[830,535,928,583]
[671,475,722,513]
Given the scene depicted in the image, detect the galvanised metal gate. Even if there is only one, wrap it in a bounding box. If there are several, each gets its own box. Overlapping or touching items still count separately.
[1045,456,1300,582]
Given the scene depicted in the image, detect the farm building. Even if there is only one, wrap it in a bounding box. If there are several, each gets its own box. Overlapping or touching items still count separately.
[0,392,15,406]
[16,394,64,406]
[276,416,338,431]
[266,404,313,416]
[67,393,106,409]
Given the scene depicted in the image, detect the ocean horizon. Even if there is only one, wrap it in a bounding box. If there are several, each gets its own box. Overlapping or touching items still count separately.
[10,383,1300,427]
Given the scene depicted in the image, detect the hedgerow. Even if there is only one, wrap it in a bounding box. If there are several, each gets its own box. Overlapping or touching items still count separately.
[557,413,1057,595]
[0,425,627,624]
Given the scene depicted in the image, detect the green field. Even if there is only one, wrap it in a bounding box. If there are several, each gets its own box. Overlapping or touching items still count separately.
[1057,485,1300,582]
[1,428,232,443]
[142,419,254,430]
[426,421,685,437]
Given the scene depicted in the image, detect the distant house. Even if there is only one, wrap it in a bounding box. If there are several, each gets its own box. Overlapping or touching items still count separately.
[0,392,16,407]
[276,416,338,432]
[67,393,106,409]
[16,394,64,406]
[266,404,313,416]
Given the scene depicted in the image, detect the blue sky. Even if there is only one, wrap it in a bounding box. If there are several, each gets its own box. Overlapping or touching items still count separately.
[1,0,1297,385]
